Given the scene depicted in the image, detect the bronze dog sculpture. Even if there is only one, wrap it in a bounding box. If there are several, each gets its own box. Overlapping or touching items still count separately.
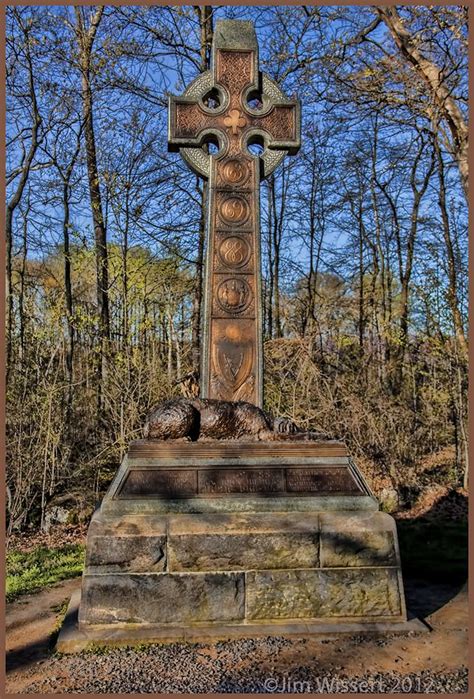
[144,398,326,441]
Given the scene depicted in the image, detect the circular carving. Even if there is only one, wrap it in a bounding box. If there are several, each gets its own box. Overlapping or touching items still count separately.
[221,159,248,186]
[225,323,242,341]
[218,236,251,269]
[216,278,252,315]
[219,196,250,226]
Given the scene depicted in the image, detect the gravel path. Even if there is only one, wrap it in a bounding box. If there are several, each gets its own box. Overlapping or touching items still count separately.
[7,578,468,694]
[23,639,468,694]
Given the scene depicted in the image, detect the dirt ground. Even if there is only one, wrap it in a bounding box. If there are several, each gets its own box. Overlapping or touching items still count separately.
[5,575,468,694]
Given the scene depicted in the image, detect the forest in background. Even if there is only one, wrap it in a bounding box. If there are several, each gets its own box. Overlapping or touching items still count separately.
[6,5,468,533]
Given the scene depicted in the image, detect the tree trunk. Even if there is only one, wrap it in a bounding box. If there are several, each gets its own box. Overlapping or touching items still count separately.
[197,5,213,71]
[433,134,468,359]
[191,180,207,377]
[358,200,365,356]
[75,7,109,412]
[62,180,74,411]
[377,7,468,198]
[121,187,130,350]
[266,179,274,338]
[395,141,435,389]
[269,174,284,338]
[6,12,42,376]
[18,199,30,366]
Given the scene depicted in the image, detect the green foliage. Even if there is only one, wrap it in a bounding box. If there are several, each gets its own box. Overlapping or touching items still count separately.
[6,243,194,532]
[6,544,85,602]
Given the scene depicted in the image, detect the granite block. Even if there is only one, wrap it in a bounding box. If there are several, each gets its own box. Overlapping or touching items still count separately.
[320,531,396,568]
[319,511,396,532]
[168,532,319,571]
[80,572,245,625]
[168,512,320,535]
[86,535,167,573]
[246,568,402,620]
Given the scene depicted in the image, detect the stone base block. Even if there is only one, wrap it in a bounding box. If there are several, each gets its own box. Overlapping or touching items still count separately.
[58,590,427,654]
[247,568,402,620]
[70,443,410,644]
[80,571,244,625]
[77,510,407,629]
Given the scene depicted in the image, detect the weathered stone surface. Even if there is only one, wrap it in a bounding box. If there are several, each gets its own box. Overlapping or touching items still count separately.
[168,512,321,534]
[86,536,166,573]
[321,531,396,568]
[168,532,319,572]
[59,588,426,653]
[102,494,378,515]
[319,511,396,532]
[79,572,244,625]
[319,511,401,568]
[246,569,403,620]
[87,512,167,536]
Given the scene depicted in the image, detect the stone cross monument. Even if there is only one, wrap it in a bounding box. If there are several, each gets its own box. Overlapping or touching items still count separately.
[60,20,415,652]
[168,20,300,406]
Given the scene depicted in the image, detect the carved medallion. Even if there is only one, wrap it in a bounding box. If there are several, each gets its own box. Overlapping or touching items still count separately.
[218,236,251,269]
[216,277,252,315]
[219,195,250,226]
[224,322,242,341]
[221,159,248,186]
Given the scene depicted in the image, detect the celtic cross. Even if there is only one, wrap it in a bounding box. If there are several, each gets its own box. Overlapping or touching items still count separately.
[168,20,300,406]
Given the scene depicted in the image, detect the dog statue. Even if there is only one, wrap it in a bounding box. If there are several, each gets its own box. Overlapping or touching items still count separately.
[144,398,326,442]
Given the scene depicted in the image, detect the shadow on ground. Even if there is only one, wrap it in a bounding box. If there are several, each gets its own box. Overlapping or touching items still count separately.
[396,490,468,619]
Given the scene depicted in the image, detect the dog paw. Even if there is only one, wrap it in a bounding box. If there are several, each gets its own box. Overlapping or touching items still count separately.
[273,417,298,434]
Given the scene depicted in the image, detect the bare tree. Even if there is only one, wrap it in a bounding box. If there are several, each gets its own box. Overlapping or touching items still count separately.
[433,132,468,359]
[6,8,43,373]
[43,116,83,413]
[376,6,468,198]
[74,6,110,402]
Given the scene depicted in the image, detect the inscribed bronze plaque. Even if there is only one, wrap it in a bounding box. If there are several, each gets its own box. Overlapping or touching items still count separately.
[117,462,365,499]
[120,470,197,498]
[286,468,361,494]
[198,468,285,494]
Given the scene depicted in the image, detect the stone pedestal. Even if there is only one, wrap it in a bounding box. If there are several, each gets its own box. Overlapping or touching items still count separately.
[57,441,419,652]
